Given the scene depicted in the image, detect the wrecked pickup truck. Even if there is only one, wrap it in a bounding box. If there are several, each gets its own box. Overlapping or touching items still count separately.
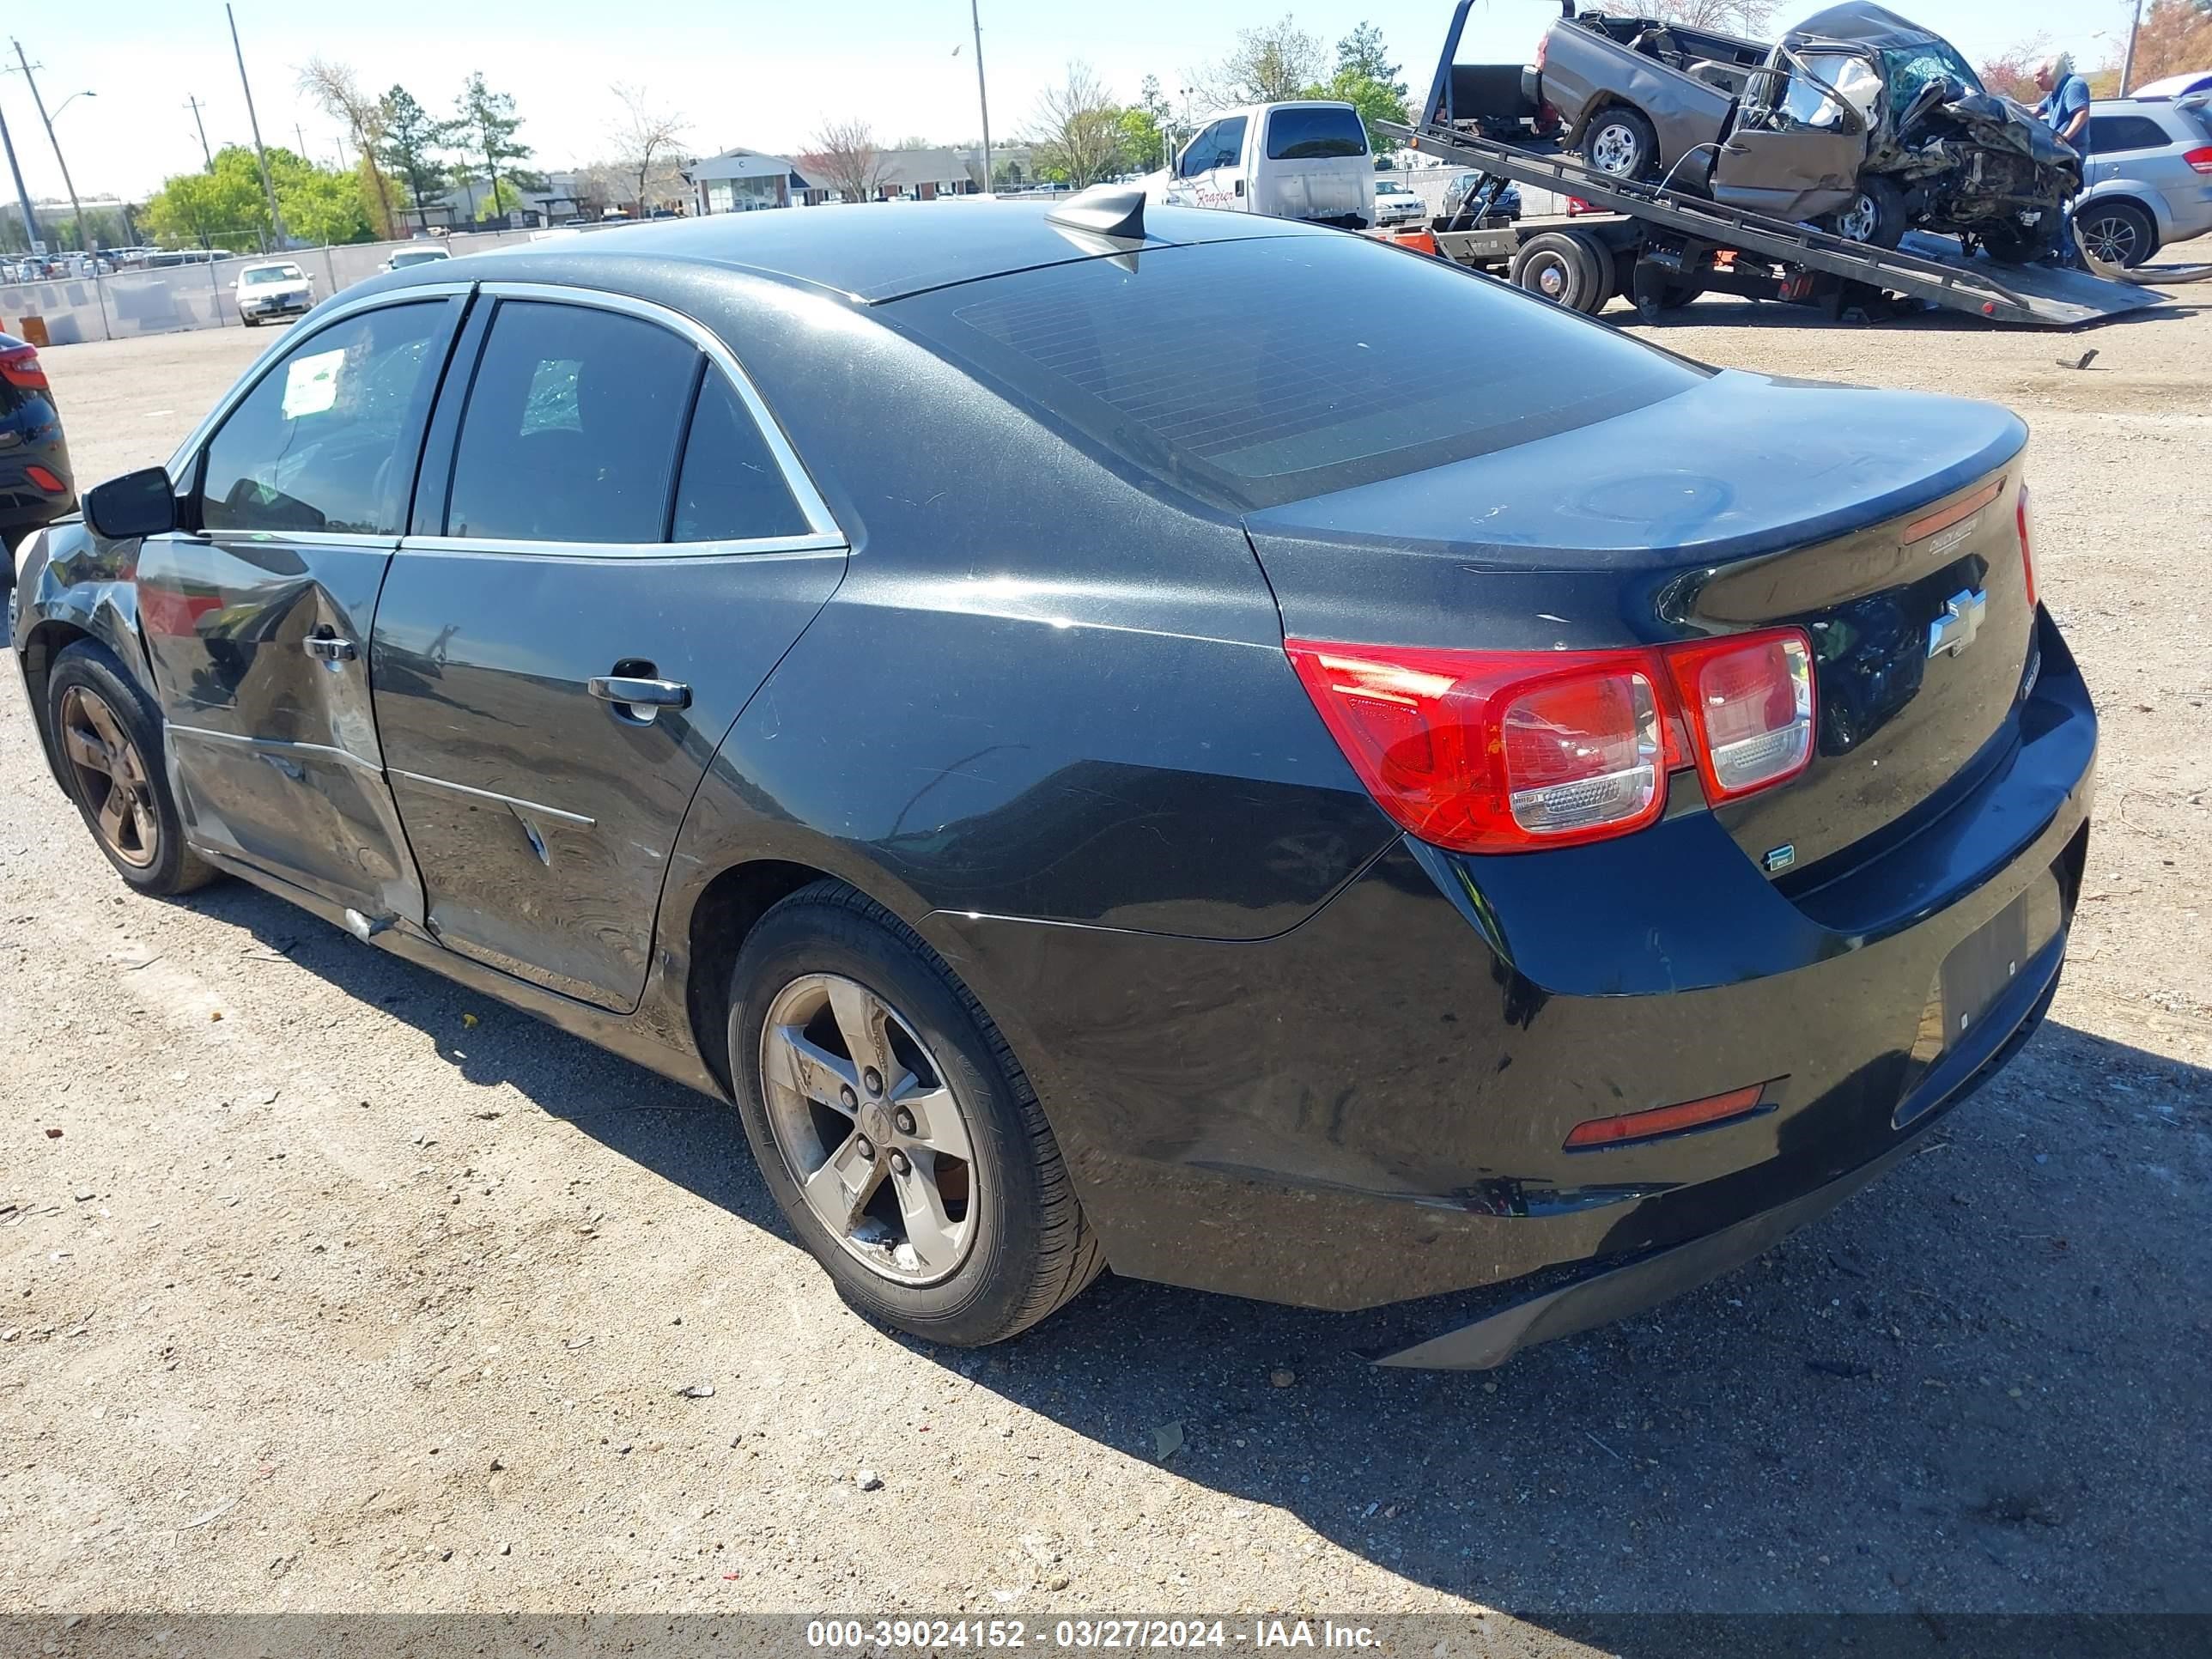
[1526,2,2081,259]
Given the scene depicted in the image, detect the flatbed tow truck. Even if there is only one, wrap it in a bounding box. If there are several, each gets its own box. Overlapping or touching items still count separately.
[1377,1,2168,328]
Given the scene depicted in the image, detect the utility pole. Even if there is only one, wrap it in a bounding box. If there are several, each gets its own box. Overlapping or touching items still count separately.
[969,0,993,194]
[185,95,213,168]
[0,82,39,255]
[2118,0,2143,96]
[11,42,86,252]
[225,3,285,252]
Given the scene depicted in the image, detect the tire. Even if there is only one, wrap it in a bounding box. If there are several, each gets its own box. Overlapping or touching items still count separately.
[1829,176,1906,251]
[1510,231,1604,311]
[1581,106,1659,182]
[1563,229,1617,314]
[1976,220,2047,266]
[46,639,220,897]
[2074,199,2157,269]
[728,880,1103,1347]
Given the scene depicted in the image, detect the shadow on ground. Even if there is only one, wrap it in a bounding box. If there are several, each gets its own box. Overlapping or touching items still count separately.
[189,877,2212,1623]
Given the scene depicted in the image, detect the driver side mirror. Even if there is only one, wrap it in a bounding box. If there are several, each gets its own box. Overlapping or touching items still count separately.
[83,466,179,541]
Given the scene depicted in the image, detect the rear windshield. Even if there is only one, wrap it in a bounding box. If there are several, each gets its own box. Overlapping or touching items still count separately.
[1266,106,1369,160]
[887,235,1705,512]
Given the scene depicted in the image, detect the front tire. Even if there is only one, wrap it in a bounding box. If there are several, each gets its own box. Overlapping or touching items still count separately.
[1830,177,1906,250]
[46,640,219,896]
[729,881,1103,1347]
[2075,199,2157,269]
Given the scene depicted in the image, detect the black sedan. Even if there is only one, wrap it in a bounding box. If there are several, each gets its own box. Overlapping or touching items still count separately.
[2,329,75,595]
[12,195,2094,1365]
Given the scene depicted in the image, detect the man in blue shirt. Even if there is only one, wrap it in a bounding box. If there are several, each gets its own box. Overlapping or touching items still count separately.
[2033,54,2092,264]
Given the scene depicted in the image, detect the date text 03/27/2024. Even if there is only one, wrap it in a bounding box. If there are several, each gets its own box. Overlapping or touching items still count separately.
[805,1620,1382,1650]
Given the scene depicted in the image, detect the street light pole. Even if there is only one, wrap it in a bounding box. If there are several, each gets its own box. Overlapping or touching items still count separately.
[969,0,994,194]
[225,3,286,252]
[7,43,108,339]
[2118,0,2143,97]
[185,95,213,170]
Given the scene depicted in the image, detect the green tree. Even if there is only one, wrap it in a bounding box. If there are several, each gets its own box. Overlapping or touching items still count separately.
[140,145,373,251]
[1298,21,1411,155]
[1334,21,1399,85]
[453,72,533,218]
[1024,63,1126,188]
[1208,15,1325,105]
[378,86,453,230]
[1118,74,1171,171]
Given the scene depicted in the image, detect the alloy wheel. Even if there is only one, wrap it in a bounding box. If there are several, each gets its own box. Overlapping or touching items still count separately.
[2080,213,2140,266]
[758,972,978,1285]
[58,685,160,869]
[1589,124,1638,176]
[1837,192,1880,243]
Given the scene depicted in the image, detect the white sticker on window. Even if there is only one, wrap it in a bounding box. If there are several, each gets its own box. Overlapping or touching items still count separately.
[282,348,345,420]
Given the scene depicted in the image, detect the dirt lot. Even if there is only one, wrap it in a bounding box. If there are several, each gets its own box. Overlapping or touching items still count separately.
[3,294,2208,1644]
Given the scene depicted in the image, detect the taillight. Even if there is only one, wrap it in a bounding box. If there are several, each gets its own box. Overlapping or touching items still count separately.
[1288,628,1814,854]
[1662,630,1815,805]
[0,343,47,391]
[24,464,64,494]
[2016,483,2038,610]
[2185,144,2212,175]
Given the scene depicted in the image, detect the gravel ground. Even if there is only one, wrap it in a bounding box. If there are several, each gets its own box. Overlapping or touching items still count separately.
[2,295,2208,1644]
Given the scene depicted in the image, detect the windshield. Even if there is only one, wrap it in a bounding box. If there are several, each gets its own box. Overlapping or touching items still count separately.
[1881,42,1984,121]
[243,264,304,285]
[888,235,1703,512]
[392,249,447,265]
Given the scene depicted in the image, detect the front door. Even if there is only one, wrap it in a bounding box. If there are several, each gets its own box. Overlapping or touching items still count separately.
[136,295,464,921]
[1709,52,1874,222]
[370,291,848,1012]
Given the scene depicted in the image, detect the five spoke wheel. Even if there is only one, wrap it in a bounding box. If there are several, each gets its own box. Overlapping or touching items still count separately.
[57,684,160,870]
[759,972,978,1285]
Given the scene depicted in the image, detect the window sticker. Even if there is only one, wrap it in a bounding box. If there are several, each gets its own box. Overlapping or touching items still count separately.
[282,348,345,420]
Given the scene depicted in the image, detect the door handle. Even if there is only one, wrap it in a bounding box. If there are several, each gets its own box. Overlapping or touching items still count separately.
[304,635,357,663]
[587,673,690,723]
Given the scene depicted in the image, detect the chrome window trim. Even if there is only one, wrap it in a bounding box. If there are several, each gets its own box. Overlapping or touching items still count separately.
[390,769,597,827]
[170,722,383,773]
[164,282,477,484]
[473,280,843,544]
[394,531,847,562]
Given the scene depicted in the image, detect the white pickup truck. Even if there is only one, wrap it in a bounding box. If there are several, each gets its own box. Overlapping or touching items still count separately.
[1149,100,1377,229]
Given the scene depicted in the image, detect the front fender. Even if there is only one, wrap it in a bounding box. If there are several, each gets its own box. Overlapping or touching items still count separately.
[11,520,153,794]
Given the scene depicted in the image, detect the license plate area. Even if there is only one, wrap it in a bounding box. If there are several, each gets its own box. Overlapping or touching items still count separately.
[1940,870,2064,1052]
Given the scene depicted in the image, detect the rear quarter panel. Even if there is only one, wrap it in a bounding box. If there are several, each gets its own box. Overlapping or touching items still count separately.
[1542,20,1735,167]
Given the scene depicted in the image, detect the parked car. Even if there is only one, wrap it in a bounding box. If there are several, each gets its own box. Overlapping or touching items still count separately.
[1373,178,1429,227]
[381,245,453,272]
[2075,94,2212,265]
[234,260,315,325]
[1525,3,2080,257]
[1153,100,1377,228]
[14,197,2094,1365]
[1,329,74,599]
[1440,169,1525,224]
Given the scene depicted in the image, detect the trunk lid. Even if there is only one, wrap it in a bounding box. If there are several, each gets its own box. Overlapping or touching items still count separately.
[1243,369,2037,880]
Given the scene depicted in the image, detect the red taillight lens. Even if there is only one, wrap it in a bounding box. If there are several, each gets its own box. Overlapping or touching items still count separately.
[2185,144,2212,175]
[1564,1082,1770,1150]
[1662,630,1815,804]
[0,343,47,391]
[24,464,64,494]
[1290,628,1814,854]
[2016,483,2038,610]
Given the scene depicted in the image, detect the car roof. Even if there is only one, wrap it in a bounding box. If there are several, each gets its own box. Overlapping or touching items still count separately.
[370,199,1334,306]
[1788,3,1945,51]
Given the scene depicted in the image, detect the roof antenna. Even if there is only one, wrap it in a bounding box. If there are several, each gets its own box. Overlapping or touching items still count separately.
[1046,182,1146,240]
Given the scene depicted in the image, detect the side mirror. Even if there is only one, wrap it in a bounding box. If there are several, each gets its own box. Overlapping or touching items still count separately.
[83,466,179,541]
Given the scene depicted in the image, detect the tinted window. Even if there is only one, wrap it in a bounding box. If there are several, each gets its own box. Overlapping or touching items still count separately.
[199,301,450,536]
[1265,106,1366,160]
[1211,116,1249,167]
[2089,114,2172,153]
[890,235,1703,512]
[446,300,696,543]
[672,371,810,542]
[1177,122,1220,178]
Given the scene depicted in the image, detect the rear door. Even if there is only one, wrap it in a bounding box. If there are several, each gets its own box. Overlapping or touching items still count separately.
[369,286,847,1012]
[1710,52,1874,221]
[136,294,464,921]
[1255,105,1373,226]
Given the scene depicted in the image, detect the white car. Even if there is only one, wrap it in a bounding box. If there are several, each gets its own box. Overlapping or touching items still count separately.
[234,261,315,326]
[380,245,452,273]
[1373,179,1428,228]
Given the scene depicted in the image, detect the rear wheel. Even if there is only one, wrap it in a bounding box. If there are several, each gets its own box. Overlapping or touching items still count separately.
[728,881,1103,1347]
[1830,177,1906,251]
[1563,230,1617,314]
[46,640,218,896]
[2075,199,2157,269]
[1582,106,1659,182]
[1510,231,1605,311]
[1976,219,2047,266]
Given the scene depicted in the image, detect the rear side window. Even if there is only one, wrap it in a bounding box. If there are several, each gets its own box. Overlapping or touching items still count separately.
[199,300,451,536]
[2089,113,2173,153]
[446,300,696,543]
[672,371,810,542]
[889,234,1703,512]
[1266,106,1367,160]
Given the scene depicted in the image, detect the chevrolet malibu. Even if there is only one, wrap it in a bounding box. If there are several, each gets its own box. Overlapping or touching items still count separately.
[12,194,2094,1365]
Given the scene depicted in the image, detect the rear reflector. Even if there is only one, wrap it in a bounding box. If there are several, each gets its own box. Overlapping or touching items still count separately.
[24,464,64,494]
[2185,145,2212,175]
[2016,483,2038,610]
[1564,1082,1770,1150]
[1662,631,1814,804]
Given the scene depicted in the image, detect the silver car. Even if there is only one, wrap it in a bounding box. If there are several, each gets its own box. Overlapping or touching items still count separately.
[2078,94,2212,266]
[1372,179,1428,228]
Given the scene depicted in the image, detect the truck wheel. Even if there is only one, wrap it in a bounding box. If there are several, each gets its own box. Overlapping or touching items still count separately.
[1510,233,1603,311]
[1831,178,1905,251]
[1582,107,1658,181]
[1563,231,1617,313]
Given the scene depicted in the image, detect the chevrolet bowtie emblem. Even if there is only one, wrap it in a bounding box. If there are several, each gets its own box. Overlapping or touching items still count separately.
[1927,588,1987,659]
